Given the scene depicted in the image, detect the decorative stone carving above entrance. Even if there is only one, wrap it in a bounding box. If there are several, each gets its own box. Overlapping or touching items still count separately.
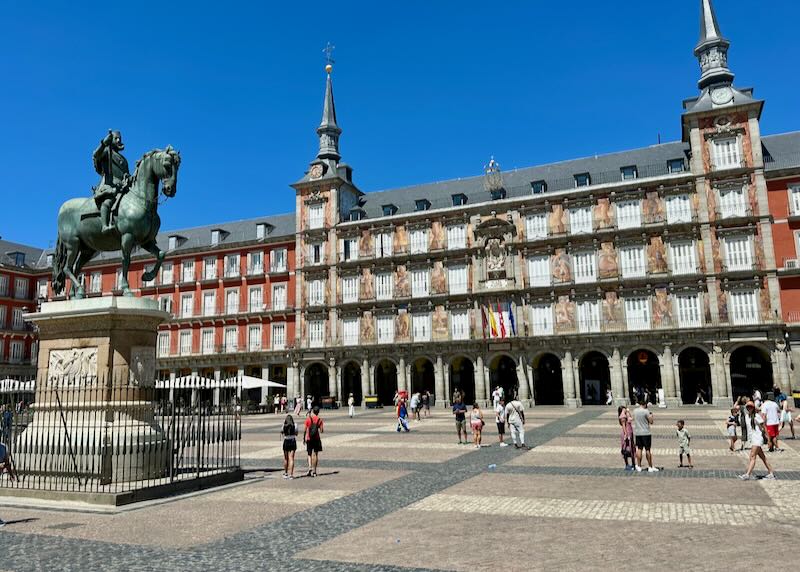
[474,216,517,285]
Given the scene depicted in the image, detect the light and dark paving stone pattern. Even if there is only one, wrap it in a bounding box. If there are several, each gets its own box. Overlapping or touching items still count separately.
[0,406,798,571]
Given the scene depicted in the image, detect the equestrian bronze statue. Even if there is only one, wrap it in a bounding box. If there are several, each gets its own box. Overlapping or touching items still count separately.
[52,131,181,298]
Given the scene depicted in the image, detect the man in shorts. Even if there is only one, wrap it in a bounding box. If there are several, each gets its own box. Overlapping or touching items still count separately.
[761,396,782,452]
[633,400,658,472]
[495,397,507,446]
[452,400,468,444]
[304,406,324,477]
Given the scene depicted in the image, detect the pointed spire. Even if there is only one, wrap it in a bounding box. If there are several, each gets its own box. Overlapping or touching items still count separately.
[316,53,341,162]
[694,0,734,90]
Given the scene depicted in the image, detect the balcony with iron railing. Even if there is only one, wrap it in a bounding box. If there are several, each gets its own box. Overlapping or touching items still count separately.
[779,257,800,275]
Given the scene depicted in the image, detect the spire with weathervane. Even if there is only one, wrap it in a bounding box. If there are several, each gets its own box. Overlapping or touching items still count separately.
[694,0,734,90]
[316,42,342,162]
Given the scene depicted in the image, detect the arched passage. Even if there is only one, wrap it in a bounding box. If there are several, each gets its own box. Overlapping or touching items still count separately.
[375,359,398,406]
[410,357,435,400]
[579,351,610,405]
[678,347,712,404]
[488,355,518,400]
[627,349,661,404]
[450,356,475,405]
[730,345,773,399]
[342,361,362,406]
[304,362,329,406]
[533,353,564,405]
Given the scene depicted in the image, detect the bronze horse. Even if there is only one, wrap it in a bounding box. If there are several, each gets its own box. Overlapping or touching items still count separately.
[52,146,181,298]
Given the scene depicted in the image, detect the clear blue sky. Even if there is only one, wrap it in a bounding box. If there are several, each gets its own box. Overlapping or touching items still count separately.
[2,1,799,248]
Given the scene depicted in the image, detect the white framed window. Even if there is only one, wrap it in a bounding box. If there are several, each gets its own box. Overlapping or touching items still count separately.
[790,185,800,216]
[616,200,641,229]
[309,320,325,348]
[179,330,192,355]
[342,318,359,346]
[711,137,742,170]
[201,328,214,354]
[161,262,173,285]
[180,293,193,318]
[619,245,646,278]
[531,304,553,335]
[377,316,394,344]
[308,204,324,229]
[573,251,597,284]
[158,295,173,315]
[272,284,287,310]
[448,265,468,295]
[225,289,239,314]
[730,290,758,325]
[270,248,287,272]
[450,310,469,340]
[308,279,325,306]
[12,307,24,330]
[412,313,431,342]
[666,194,692,224]
[676,294,702,328]
[577,300,601,333]
[203,257,217,280]
[624,297,651,330]
[342,237,359,262]
[224,326,238,352]
[248,324,262,352]
[375,233,393,258]
[525,213,548,240]
[203,291,216,316]
[248,286,263,312]
[272,323,286,350]
[9,341,23,363]
[308,242,323,265]
[409,229,428,254]
[446,224,467,250]
[90,272,102,293]
[181,259,194,282]
[569,206,593,235]
[411,269,430,298]
[718,187,747,218]
[527,255,550,287]
[157,332,170,357]
[0,275,7,296]
[224,254,240,277]
[669,240,697,275]
[0,306,5,328]
[375,272,393,300]
[38,279,48,300]
[247,251,263,275]
[342,276,359,304]
[723,235,753,271]
[13,277,28,299]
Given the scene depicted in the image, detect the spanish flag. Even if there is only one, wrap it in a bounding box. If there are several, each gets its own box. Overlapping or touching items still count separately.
[488,305,498,338]
[497,303,506,339]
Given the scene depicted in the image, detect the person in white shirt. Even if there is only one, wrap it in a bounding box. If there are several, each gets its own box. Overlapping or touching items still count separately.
[347,393,355,418]
[410,393,421,421]
[740,401,775,480]
[492,388,501,409]
[495,398,507,446]
[760,398,782,452]
[504,396,526,449]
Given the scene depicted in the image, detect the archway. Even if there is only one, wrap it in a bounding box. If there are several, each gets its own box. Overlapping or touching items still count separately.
[488,355,518,401]
[304,362,328,406]
[533,353,564,405]
[579,351,610,405]
[410,357,435,401]
[730,345,773,399]
[678,347,712,404]
[375,359,398,406]
[627,349,661,404]
[449,356,475,405]
[342,361,362,406]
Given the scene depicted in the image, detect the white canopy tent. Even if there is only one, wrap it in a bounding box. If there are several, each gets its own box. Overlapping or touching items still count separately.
[0,378,35,394]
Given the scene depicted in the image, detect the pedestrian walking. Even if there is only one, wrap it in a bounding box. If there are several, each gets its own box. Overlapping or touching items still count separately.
[504,395,526,449]
[410,392,421,422]
[633,400,658,472]
[727,407,741,452]
[737,396,749,447]
[492,387,501,410]
[618,405,635,470]
[294,396,303,416]
[753,389,763,408]
[396,398,410,432]
[470,402,484,448]
[676,420,693,468]
[303,406,324,477]
[1,406,12,443]
[422,391,431,418]
[347,393,355,418]
[739,401,776,480]
[776,388,795,439]
[281,414,297,479]
[452,400,468,444]
[761,396,782,452]
[273,394,280,414]
[605,389,613,406]
[452,387,463,405]
[495,397,507,447]
[306,395,313,412]
[0,440,15,527]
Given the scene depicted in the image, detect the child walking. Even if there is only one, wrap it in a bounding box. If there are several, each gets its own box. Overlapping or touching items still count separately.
[727,407,740,452]
[676,420,693,468]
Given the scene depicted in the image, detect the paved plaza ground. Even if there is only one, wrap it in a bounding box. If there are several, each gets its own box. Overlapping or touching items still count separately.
[0,405,799,571]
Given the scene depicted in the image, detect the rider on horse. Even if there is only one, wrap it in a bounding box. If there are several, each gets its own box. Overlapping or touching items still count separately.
[92,130,132,233]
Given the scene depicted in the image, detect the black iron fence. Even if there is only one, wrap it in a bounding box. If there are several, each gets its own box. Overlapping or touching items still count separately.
[0,376,240,495]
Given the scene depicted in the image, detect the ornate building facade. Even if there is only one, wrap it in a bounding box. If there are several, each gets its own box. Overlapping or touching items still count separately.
[14,0,800,407]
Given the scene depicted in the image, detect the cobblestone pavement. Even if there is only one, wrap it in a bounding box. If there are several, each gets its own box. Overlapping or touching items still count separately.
[0,406,798,571]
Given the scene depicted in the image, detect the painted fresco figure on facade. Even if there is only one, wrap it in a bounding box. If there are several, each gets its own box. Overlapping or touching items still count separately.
[92,130,132,233]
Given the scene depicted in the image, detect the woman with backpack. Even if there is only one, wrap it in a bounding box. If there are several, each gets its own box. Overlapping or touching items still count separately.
[303,406,324,477]
[281,415,297,479]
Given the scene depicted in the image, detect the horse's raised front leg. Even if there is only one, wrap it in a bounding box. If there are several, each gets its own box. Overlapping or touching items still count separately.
[119,233,135,296]
[139,240,165,283]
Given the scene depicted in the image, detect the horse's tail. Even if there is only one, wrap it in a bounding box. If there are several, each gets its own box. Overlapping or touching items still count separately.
[51,237,68,295]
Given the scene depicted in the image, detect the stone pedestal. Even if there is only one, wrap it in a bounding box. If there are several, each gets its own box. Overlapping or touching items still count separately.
[20,297,171,484]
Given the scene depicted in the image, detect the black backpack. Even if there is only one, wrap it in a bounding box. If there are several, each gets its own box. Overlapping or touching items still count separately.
[308,417,320,440]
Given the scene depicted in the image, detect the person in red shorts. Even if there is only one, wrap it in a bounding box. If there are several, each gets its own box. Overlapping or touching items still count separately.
[761,397,782,452]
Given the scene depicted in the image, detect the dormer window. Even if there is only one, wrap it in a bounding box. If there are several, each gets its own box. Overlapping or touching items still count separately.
[668,158,686,173]
[168,236,177,250]
[451,194,467,207]
[415,199,431,212]
[574,173,591,187]
[620,166,638,181]
[256,223,272,239]
[46,253,54,266]
[8,252,25,267]
[211,229,223,246]
[490,189,506,201]
[382,204,397,217]
[531,180,547,194]
[349,209,365,222]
